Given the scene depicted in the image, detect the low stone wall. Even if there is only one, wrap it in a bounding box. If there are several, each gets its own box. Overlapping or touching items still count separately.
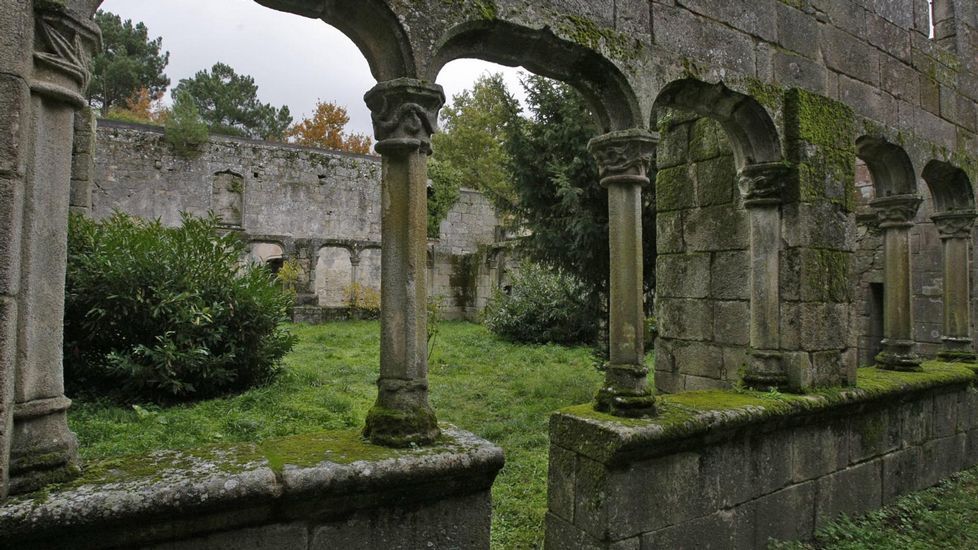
[546,363,978,549]
[0,427,503,550]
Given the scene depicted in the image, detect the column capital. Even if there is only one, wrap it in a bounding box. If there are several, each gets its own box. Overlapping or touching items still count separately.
[932,210,976,239]
[31,5,101,108]
[587,129,657,187]
[738,162,789,207]
[364,78,445,156]
[870,194,922,229]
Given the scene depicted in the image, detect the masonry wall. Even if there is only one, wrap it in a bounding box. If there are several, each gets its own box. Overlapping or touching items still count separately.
[547,365,978,549]
[654,113,750,392]
[91,120,505,321]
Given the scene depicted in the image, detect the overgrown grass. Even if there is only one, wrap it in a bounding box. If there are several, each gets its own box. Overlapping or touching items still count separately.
[68,321,604,549]
[771,468,978,549]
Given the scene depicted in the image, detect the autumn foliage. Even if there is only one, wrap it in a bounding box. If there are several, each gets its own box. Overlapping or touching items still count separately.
[286,100,372,154]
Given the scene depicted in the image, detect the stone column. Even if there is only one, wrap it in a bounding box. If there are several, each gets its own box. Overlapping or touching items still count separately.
[362,78,444,446]
[739,163,790,390]
[588,129,656,418]
[350,246,362,288]
[871,194,923,371]
[933,211,976,362]
[8,5,100,494]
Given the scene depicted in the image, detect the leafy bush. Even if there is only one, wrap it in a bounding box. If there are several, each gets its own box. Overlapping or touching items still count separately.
[483,262,598,345]
[344,283,381,319]
[64,212,297,404]
[274,258,304,294]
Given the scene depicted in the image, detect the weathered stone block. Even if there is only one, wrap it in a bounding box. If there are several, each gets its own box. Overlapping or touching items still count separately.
[642,505,752,550]
[710,250,749,300]
[920,434,966,488]
[0,176,23,297]
[672,341,723,379]
[656,165,695,211]
[656,253,710,298]
[702,432,792,507]
[932,391,959,439]
[820,24,880,86]
[714,301,750,346]
[694,155,736,206]
[655,118,688,169]
[657,298,713,341]
[900,398,934,447]
[148,524,309,550]
[656,211,685,254]
[688,118,729,162]
[882,446,924,504]
[684,205,749,252]
[800,303,850,351]
[815,460,883,525]
[684,375,730,391]
[850,407,900,463]
[548,445,576,522]
[776,2,818,59]
[544,513,639,550]
[0,75,29,178]
[791,422,849,482]
[754,482,816,546]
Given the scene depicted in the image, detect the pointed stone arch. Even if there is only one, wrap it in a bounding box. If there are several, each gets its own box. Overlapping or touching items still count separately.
[428,19,643,132]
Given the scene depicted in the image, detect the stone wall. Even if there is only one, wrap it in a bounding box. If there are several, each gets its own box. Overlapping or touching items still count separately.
[0,427,503,550]
[547,363,978,549]
[90,120,507,321]
[654,112,750,393]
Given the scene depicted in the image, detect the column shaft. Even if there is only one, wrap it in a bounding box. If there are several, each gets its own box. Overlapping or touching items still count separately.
[363,79,444,446]
[739,163,789,390]
[589,130,656,418]
[872,195,922,370]
[934,212,976,362]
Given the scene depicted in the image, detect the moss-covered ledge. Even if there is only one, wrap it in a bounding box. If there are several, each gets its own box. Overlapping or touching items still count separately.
[0,426,504,550]
[552,362,977,466]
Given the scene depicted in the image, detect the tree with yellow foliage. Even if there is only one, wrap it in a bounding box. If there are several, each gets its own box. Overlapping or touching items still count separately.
[286,100,372,154]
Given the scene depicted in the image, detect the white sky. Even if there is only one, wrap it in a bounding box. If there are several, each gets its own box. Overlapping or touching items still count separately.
[99,0,527,136]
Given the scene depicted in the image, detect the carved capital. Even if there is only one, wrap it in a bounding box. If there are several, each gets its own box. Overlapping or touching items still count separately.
[738,162,789,207]
[587,129,657,187]
[364,78,445,156]
[932,211,976,239]
[871,194,922,229]
[32,6,100,107]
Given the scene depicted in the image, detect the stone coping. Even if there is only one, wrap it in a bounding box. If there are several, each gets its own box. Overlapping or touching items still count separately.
[552,362,977,466]
[0,426,503,548]
[96,118,381,161]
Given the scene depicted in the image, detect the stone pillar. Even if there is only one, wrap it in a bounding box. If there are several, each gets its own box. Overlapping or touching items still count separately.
[362,78,444,446]
[739,163,790,390]
[350,246,362,288]
[8,5,100,494]
[871,194,923,371]
[588,129,656,418]
[933,211,976,362]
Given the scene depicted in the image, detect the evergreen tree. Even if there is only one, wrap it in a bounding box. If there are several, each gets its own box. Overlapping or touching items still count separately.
[88,10,170,116]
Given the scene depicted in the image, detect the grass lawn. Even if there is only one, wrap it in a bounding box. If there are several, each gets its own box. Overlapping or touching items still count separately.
[69,321,604,549]
[68,321,978,549]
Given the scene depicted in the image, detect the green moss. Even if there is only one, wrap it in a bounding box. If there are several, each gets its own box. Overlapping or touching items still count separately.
[801,249,851,303]
[655,165,694,211]
[363,405,440,448]
[741,78,784,112]
[260,430,402,472]
[786,88,855,150]
[556,15,642,65]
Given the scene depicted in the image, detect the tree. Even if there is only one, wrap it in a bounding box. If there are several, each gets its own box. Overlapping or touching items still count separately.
[105,87,167,125]
[164,90,209,158]
[88,11,170,116]
[286,100,372,154]
[173,62,292,140]
[432,73,522,207]
[502,76,656,313]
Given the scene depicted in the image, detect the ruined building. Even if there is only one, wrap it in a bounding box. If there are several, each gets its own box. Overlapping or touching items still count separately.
[3,1,978,549]
[81,119,512,322]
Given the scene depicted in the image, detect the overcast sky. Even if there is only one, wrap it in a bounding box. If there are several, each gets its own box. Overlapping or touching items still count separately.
[99,0,526,136]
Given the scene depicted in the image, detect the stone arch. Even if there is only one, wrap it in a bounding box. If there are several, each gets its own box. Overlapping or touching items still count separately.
[652,78,782,169]
[856,137,918,198]
[922,160,975,213]
[427,19,643,131]
[212,170,245,227]
[85,0,415,81]
[250,241,285,263]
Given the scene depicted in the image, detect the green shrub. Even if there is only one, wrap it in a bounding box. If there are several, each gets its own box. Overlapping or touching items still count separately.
[64,212,297,404]
[483,262,598,345]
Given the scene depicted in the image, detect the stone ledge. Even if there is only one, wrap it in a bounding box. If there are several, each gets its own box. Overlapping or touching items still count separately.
[0,426,503,549]
[552,362,976,465]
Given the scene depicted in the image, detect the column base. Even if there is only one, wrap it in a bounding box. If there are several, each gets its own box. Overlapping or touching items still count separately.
[938,337,976,363]
[876,339,922,371]
[9,397,80,495]
[594,363,656,418]
[364,403,440,448]
[741,350,788,391]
